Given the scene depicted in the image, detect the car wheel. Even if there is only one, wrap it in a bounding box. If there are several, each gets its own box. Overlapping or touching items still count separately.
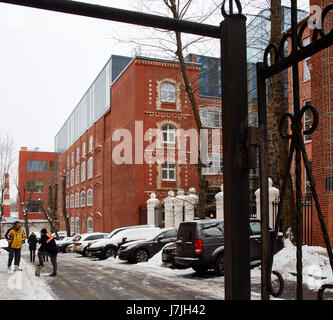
[215,254,225,276]
[192,266,208,275]
[104,247,116,259]
[82,247,88,257]
[134,249,149,263]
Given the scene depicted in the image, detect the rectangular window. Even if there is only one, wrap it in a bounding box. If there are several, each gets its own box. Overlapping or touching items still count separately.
[67,156,70,169]
[49,161,57,172]
[325,177,333,191]
[202,155,223,175]
[76,147,80,161]
[303,38,311,81]
[71,152,74,166]
[27,200,43,213]
[27,180,44,193]
[89,136,93,152]
[82,142,86,157]
[27,160,48,172]
[200,109,222,127]
[161,163,176,181]
[75,166,80,185]
[304,100,312,142]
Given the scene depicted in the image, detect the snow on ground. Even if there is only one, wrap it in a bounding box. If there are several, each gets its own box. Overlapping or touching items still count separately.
[251,238,333,290]
[0,245,55,300]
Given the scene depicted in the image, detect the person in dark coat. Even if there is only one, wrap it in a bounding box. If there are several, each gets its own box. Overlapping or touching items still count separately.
[36,228,58,276]
[28,232,38,262]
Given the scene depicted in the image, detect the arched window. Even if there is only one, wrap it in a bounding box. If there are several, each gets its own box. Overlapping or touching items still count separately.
[70,169,74,186]
[161,82,176,102]
[70,217,74,235]
[161,124,176,144]
[66,196,69,209]
[80,191,86,207]
[75,192,79,208]
[70,194,74,208]
[75,217,80,234]
[87,217,93,233]
[87,157,93,179]
[66,172,69,188]
[81,162,86,182]
[87,189,93,206]
[75,166,80,184]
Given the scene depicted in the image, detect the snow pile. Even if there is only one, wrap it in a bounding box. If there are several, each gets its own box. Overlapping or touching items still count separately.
[0,239,8,248]
[270,238,333,290]
[0,247,55,300]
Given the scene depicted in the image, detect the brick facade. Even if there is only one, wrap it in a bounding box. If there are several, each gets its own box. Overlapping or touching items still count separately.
[57,57,222,235]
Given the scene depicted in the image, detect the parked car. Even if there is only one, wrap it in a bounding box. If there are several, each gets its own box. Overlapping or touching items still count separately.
[57,236,76,253]
[87,227,160,260]
[52,231,68,240]
[74,233,108,257]
[161,242,188,269]
[175,218,283,276]
[118,228,177,263]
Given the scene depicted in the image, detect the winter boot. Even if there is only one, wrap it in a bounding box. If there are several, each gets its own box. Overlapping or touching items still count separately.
[14,266,22,271]
[49,272,57,277]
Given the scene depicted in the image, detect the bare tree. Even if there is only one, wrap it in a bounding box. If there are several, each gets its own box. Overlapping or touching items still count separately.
[0,133,14,238]
[15,179,31,237]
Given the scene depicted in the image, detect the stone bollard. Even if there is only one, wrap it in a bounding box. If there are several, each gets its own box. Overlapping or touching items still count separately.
[185,187,198,222]
[146,193,160,226]
[255,178,280,229]
[215,184,224,220]
[164,190,175,228]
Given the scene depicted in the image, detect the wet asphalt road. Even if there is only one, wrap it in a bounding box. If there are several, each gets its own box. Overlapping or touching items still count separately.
[25,251,333,300]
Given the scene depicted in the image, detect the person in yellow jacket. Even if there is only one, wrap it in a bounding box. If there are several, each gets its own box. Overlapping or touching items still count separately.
[5,221,26,271]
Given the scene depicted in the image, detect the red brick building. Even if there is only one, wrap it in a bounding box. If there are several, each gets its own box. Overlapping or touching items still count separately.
[56,56,223,235]
[3,173,11,218]
[18,147,58,224]
[308,0,333,247]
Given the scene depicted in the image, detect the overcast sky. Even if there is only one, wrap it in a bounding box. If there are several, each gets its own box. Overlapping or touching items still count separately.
[0,0,309,199]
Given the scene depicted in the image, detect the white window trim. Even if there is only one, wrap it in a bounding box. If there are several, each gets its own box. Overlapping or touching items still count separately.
[81,162,86,182]
[80,191,86,207]
[75,217,80,235]
[87,217,93,233]
[87,157,93,179]
[70,194,74,208]
[161,82,176,103]
[161,163,176,181]
[70,169,74,187]
[75,192,79,208]
[87,189,93,206]
[161,125,176,144]
[75,166,80,185]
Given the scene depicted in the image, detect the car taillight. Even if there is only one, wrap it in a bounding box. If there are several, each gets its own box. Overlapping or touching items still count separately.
[75,243,81,246]
[194,239,203,255]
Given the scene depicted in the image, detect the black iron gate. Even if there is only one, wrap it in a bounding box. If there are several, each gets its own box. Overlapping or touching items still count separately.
[255,2,333,300]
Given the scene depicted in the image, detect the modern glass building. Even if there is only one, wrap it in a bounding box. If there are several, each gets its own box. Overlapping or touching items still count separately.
[54,55,132,154]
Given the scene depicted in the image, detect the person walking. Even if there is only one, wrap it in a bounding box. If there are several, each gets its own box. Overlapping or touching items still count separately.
[36,228,58,276]
[5,221,26,271]
[28,232,38,262]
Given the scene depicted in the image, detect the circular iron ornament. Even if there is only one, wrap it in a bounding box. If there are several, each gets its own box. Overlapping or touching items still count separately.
[279,32,292,59]
[269,271,285,297]
[299,104,319,136]
[263,4,333,68]
[263,43,280,68]
[221,0,242,18]
[279,112,294,140]
[319,4,333,38]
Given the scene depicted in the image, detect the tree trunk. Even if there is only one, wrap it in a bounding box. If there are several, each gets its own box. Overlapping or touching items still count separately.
[169,0,209,219]
[270,0,296,240]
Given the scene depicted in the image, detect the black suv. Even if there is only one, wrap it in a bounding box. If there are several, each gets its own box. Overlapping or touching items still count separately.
[175,218,283,276]
[118,228,177,263]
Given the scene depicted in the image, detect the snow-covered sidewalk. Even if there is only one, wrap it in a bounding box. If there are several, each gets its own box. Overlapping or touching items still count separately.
[0,242,54,300]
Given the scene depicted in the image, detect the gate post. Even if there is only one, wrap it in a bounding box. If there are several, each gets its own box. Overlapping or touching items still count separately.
[220,7,250,299]
[147,193,160,226]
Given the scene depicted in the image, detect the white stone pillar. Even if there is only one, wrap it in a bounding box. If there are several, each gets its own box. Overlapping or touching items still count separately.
[185,187,198,221]
[215,184,224,220]
[164,190,175,228]
[255,178,280,229]
[146,193,160,226]
[174,189,186,229]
